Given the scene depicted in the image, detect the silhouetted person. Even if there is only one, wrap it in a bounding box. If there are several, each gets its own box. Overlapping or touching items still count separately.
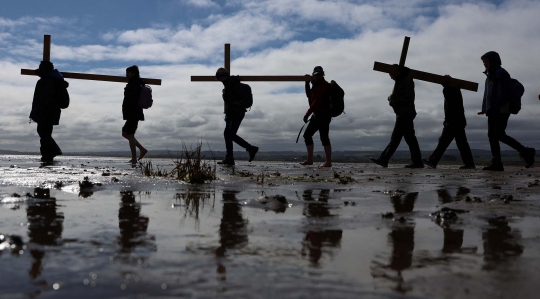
[478,52,535,171]
[29,61,69,163]
[215,68,258,166]
[122,65,147,165]
[300,66,340,168]
[26,188,64,279]
[422,76,475,169]
[370,65,423,168]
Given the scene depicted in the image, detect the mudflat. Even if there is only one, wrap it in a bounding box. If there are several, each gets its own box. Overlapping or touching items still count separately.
[1,155,539,299]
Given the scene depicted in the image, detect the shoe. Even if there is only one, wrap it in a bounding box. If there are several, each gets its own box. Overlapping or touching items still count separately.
[482,163,504,171]
[404,163,424,169]
[217,157,235,166]
[369,157,388,168]
[519,147,536,168]
[40,156,53,163]
[459,164,476,170]
[247,146,259,162]
[422,158,436,169]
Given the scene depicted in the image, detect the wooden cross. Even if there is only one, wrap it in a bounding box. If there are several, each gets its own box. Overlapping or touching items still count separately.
[191,44,314,82]
[373,36,478,92]
[20,35,162,85]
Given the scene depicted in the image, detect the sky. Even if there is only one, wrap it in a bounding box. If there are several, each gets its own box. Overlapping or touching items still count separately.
[1,0,539,154]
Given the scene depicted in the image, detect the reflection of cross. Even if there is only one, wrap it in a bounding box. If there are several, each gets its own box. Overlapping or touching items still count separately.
[191,44,314,82]
[373,36,478,92]
[20,35,162,85]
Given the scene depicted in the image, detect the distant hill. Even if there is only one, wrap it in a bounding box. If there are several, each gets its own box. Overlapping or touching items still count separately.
[0,148,529,164]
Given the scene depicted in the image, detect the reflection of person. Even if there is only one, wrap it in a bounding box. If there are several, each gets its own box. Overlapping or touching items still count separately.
[300,66,341,168]
[423,77,475,169]
[478,52,535,171]
[216,191,248,257]
[391,192,418,214]
[122,65,148,165]
[118,191,150,253]
[26,188,64,279]
[370,65,423,168]
[482,217,523,270]
[215,68,258,166]
[301,189,343,267]
[29,61,69,163]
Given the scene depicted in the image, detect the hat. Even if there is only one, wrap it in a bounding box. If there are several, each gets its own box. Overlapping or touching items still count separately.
[215,67,230,80]
[312,66,324,76]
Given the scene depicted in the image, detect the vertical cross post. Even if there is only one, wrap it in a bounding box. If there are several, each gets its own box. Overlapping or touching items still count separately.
[224,44,230,72]
[398,36,410,67]
[43,35,51,62]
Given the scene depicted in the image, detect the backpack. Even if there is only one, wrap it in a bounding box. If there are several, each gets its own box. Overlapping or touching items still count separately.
[138,84,153,109]
[239,83,253,110]
[509,78,523,114]
[329,82,345,117]
[57,80,70,109]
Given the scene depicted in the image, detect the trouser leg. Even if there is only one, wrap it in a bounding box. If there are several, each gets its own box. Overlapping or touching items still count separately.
[496,113,525,153]
[224,112,250,158]
[454,127,475,166]
[487,114,501,163]
[380,116,404,161]
[402,115,422,164]
[318,116,331,147]
[303,117,319,146]
[37,123,60,158]
[429,126,455,165]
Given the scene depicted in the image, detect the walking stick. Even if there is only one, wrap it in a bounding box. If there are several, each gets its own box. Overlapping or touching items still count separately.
[296,117,312,143]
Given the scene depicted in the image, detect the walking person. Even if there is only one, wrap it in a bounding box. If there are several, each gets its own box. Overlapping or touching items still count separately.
[370,65,423,168]
[215,68,258,166]
[422,76,475,169]
[122,65,147,165]
[478,52,535,171]
[29,61,69,163]
[300,66,339,168]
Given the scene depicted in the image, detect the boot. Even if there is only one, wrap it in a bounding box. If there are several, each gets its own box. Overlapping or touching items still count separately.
[217,157,235,166]
[482,162,504,171]
[369,157,388,168]
[247,146,259,162]
[519,147,536,168]
[422,158,436,169]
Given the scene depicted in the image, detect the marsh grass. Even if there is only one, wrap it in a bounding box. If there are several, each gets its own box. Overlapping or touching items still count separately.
[174,191,215,229]
[140,140,217,184]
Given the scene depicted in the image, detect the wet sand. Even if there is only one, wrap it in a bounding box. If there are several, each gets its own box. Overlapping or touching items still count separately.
[1,154,540,299]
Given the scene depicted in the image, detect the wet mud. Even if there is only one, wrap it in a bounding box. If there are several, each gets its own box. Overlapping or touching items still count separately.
[1,155,540,298]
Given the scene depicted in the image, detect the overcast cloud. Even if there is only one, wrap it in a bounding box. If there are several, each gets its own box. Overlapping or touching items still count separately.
[1,0,539,154]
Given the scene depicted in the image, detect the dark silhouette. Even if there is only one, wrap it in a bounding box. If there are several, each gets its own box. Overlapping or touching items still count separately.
[118,191,154,255]
[482,216,523,270]
[29,61,69,163]
[370,65,423,168]
[26,188,64,279]
[122,65,148,165]
[478,52,535,171]
[215,68,258,166]
[301,189,343,267]
[422,77,475,169]
[300,66,338,168]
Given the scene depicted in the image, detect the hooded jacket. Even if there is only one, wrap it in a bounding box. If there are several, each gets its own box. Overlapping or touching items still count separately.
[122,77,145,121]
[481,51,511,115]
[222,76,247,114]
[305,78,331,117]
[388,67,416,116]
[29,69,68,125]
[442,85,466,127]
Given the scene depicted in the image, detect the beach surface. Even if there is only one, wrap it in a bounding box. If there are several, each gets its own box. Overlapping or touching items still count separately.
[1,154,540,299]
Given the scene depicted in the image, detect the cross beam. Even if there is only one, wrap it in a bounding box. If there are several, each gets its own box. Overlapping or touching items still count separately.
[191,44,314,82]
[374,36,478,92]
[20,35,162,85]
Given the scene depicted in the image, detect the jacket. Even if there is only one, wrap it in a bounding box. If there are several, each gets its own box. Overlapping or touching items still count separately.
[388,68,416,116]
[29,69,67,126]
[222,76,246,114]
[481,51,511,116]
[122,77,145,121]
[442,85,467,127]
[305,78,331,117]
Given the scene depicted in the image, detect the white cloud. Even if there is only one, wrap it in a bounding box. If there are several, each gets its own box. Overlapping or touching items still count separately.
[184,0,220,8]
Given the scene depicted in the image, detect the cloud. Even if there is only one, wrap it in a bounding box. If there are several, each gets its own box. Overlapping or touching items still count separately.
[183,0,220,8]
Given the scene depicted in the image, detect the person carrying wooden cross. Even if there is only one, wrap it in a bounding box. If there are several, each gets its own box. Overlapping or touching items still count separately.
[370,65,423,168]
[122,65,148,165]
[29,61,70,163]
[422,75,476,169]
[215,68,259,166]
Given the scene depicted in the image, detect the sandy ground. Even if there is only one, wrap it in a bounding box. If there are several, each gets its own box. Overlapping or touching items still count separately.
[1,154,540,299]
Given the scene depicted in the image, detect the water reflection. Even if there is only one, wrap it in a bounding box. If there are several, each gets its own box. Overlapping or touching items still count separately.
[216,191,248,257]
[118,191,155,256]
[482,216,524,270]
[174,191,215,229]
[301,190,343,267]
[372,192,418,293]
[26,188,64,279]
[436,187,471,204]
